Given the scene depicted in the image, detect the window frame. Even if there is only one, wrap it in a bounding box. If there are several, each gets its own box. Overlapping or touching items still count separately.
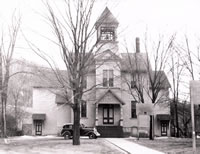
[131,80,137,88]
[100,27,115,41]
[35,120,42,136]
[103,69,114,87]
[81,100,87,118]
[103,105,114,124]
[83,78,87,89]
[131,101,137,118]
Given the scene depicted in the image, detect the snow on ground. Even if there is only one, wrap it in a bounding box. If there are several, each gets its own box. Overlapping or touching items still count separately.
[10,135,58,140]
[0,138,125,154]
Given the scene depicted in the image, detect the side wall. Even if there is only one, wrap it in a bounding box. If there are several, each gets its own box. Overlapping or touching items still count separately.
[32,88,71,135]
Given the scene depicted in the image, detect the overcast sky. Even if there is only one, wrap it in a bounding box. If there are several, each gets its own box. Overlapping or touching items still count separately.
[0,0,200,68]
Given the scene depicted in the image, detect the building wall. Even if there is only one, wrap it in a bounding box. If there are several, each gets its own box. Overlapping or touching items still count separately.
[31,65,170,137]
[32,88,71,135]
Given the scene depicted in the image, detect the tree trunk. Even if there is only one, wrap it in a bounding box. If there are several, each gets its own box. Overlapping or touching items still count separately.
[174,101,179,137]
[15,100,18,129]
[73,96,80,145]
[149,115,154,140]
[1,96,3,137]
[2,97,7,138]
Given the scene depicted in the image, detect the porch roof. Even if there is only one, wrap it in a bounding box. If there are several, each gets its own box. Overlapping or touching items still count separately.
[95,89,125,105]
[157,114,170,121]
[32,114,46,120]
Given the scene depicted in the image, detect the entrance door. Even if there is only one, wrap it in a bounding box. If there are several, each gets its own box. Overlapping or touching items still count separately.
[103,105,114,124]
[35,120,42,135]
[161,121,168,136]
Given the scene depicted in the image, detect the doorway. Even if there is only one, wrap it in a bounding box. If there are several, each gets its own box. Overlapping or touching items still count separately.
[35,120,42,135]
[103,105,114,124]
[161,121,168,136]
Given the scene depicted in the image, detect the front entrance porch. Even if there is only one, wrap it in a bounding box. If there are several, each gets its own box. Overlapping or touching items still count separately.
[97,104,122,126]
[94,89,125,137]
[96,104,124,137]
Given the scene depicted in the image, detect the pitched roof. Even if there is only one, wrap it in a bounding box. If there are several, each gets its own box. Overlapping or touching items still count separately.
[95,89,125,105]
[96,49,121,61]
[95,7,119,26]
[32,68,68,88]
[150,71,171,89]
[120,53,149,72]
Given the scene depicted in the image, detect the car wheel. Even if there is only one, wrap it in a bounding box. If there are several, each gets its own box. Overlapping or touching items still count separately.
[89,133,97,139]
[64,133,72,140]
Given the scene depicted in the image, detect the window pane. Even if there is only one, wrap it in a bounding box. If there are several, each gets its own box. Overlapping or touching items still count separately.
[109,108,113,118]
[109,70,114,87]
[83,79,87,89]
[103,70,108,87]
[81,101,87,117]
[131,81,136,88]
[109,78,113,87]
[103,119,108,123]
[131,101,137,118]
[103,70,108,78]
[100,27,115,41]
[103,108,107,117]
[109,70,113,78]
[103,78,108,87]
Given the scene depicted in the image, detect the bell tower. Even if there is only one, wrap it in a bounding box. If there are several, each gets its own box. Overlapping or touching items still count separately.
[95,7,119,52]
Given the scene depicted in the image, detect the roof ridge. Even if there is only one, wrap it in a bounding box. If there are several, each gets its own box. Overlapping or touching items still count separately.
[95,7,119,25]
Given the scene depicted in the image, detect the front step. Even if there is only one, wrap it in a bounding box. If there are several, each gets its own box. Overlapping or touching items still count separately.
[96,126,123,137]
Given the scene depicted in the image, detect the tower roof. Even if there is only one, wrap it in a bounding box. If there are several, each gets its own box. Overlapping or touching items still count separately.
[95,7,119,27]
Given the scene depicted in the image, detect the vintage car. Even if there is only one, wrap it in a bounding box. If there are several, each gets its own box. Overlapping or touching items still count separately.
[61,123,100,139]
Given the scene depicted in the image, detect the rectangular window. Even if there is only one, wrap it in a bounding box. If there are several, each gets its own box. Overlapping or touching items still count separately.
[83,78,87,89]
[103,70,108,87]
[131,80,136,88]
[81,100,87,118]
[109,70,114,87]
[100,27,115,41]
[131,101,137,118]
[103,69,114,87]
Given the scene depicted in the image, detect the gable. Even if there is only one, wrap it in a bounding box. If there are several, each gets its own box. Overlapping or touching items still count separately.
[101,91,118,103]
[96,50,120,62]
[96,89,125,105]
[95,7,119,27]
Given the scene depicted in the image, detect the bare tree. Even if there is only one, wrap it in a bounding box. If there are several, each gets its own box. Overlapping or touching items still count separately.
[121,38,146,104]
[24,0,110,145]
[144,35,175,139]
[168,49,185,137]
[0,15,21,138]
[8,63,32,131]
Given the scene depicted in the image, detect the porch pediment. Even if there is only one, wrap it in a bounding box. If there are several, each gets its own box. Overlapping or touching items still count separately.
[95,89,125,105]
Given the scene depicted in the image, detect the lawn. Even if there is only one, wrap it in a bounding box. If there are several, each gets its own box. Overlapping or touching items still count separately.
[0,136,125,154]
[127,137,200,154]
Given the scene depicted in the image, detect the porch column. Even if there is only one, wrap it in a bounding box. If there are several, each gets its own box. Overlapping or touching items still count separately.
[95,103,98,126]
[120,104,123,126]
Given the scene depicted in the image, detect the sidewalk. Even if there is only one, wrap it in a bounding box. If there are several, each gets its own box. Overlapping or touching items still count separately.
[106,138,164,154]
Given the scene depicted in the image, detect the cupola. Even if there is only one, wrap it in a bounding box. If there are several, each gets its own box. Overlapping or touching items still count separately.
[95,7,119,42]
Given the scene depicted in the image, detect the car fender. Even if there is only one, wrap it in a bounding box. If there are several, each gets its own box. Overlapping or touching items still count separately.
[61,130,71,136]
[85,130,94,136]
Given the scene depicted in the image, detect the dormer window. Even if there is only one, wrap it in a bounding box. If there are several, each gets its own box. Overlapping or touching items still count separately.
[100,27,115,41]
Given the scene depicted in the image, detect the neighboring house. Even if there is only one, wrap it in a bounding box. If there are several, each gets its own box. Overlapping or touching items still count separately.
[24,7,171,137]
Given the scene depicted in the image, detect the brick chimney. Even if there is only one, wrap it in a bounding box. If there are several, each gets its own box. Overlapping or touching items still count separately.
[136,37,140,53]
